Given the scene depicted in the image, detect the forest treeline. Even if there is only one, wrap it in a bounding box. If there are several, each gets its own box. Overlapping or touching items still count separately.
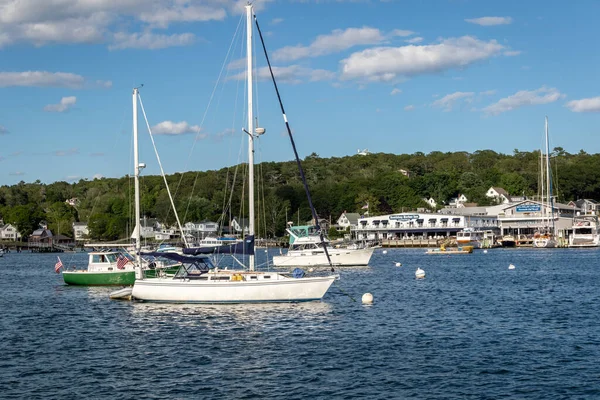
[0,148,597,240]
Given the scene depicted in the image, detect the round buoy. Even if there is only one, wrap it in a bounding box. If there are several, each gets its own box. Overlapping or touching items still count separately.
[415,268,425,279]
[509,264,515,270]
[308,267,314,273]
[395,262,402,267]
[264,249,268,253]
[483,250,488,254]
[382,250,388,255]
[362,293,374,304]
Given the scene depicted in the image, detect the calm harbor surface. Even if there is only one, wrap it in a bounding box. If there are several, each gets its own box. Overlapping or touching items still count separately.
[1,248,600,399]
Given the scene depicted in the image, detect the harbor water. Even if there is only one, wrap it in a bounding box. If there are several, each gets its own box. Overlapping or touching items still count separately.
[1,248,600,399]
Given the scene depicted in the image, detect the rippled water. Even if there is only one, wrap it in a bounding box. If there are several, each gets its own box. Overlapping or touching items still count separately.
[1,248,600,399]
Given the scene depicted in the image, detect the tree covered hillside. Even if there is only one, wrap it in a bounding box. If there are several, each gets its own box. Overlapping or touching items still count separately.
[0,148,597,240]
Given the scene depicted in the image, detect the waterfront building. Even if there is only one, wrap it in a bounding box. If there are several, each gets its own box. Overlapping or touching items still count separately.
[353,211,499,242]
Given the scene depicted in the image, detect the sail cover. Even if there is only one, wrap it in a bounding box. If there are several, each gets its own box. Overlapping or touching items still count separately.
[183,235,255,256]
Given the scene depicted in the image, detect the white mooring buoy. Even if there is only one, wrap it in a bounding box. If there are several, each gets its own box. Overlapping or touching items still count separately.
[509,264,516,270]
[483,249,488,254]
[362,293,374,304]
[415,268,425,279]
[395,262,402,267]
[382,250,388,255]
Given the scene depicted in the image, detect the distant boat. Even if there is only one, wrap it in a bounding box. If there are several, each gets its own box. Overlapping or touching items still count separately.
[569,216,600,247]
[500,234,517,247]
[456,228,485,248]
[533,117,557,248]
[426,245,473,255]
[272,225,374,267]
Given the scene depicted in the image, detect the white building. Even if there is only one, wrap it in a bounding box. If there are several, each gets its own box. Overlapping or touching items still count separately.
[353,212,499,241]
[72,222,89,241]
[0,222,21,240]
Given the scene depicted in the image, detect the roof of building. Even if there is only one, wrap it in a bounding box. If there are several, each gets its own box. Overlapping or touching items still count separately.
[491,187,509,197]
[343,212,361,224]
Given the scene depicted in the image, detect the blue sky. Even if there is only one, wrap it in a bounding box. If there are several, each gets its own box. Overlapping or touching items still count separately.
[0,0,599,186]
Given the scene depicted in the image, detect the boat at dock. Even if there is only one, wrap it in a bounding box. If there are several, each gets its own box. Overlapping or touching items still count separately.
[569,216,600,247]
[426,245,473,255]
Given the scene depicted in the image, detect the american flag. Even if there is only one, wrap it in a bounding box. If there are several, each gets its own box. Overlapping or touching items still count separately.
[116,255,130,270]
[55,257,63,273]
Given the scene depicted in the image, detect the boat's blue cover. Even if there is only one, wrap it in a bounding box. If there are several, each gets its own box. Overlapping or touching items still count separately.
[183,235,255,256]
[140,251,210,264]
[292,268,305,278]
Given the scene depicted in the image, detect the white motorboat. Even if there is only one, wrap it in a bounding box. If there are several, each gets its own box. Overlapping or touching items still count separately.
[569,217,600,247]
[272,225,374,267]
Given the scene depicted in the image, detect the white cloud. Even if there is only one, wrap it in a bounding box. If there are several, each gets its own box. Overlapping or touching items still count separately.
[274,26,386,61]
[405,37,423,44]
[465,17,513,26]
[341,36,506,82]
[0,71,84,88]
[432,91,475,111]
[151,120,202,135]
[44,96,76,112]
[391,29,414,37]
[54,148,79,156]
[480,90,496,96]
[229,65,335,84]
[404,105,415,111]
[483,86,563,116]
[271,18,283,25]
[93,173,104,180]
[0,125,8,134]
[110,32,195,50]
[565,97,600,113]
[96,80,112,88]
[66,175,81,182]
[0,0,243,48]
[390,88,402,95]
[9,171,25,176]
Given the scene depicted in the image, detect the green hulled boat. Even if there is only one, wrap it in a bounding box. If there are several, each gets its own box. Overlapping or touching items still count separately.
[62,251,137,286]
[61,250,181,286]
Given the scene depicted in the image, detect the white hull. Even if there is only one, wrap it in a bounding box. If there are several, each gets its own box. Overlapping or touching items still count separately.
[569,235,600,247]
[132,273,337,303]
[533,238,557,248]
[272,247,374,267]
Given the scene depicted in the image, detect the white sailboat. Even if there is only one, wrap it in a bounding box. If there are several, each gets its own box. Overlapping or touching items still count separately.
[533,116,557,248]
[131,4,338,303]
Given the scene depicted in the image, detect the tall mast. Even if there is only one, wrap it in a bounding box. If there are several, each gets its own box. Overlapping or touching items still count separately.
[246,3,255,271]
[133,88,143,279]
[545,116,555,233]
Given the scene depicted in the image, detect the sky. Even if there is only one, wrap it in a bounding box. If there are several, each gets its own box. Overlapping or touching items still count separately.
[0,0,599,186]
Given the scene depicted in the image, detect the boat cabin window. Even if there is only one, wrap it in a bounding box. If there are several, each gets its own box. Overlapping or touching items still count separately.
[92,254,109,263]
[106,253,118,263]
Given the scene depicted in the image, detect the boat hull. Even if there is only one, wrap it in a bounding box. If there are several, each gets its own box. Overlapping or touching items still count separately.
[62,270,136,286]
[569,235,600,247]
[532,238,557,248]
[131,275,336,303]
[272,248,374,267]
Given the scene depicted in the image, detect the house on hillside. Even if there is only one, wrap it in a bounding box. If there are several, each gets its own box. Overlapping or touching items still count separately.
[567,199,600,215]
[0,221,21,241]
[337,212,360,231]
[72,222,89,241]
[423,197,437,209]
[486,187,512,204]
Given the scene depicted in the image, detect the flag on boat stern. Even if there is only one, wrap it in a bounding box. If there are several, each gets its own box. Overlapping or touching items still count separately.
[116,255,130,270]
[55,257,63,273]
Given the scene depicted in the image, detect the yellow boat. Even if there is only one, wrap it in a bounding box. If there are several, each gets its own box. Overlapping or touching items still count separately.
[426,245,473,255]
